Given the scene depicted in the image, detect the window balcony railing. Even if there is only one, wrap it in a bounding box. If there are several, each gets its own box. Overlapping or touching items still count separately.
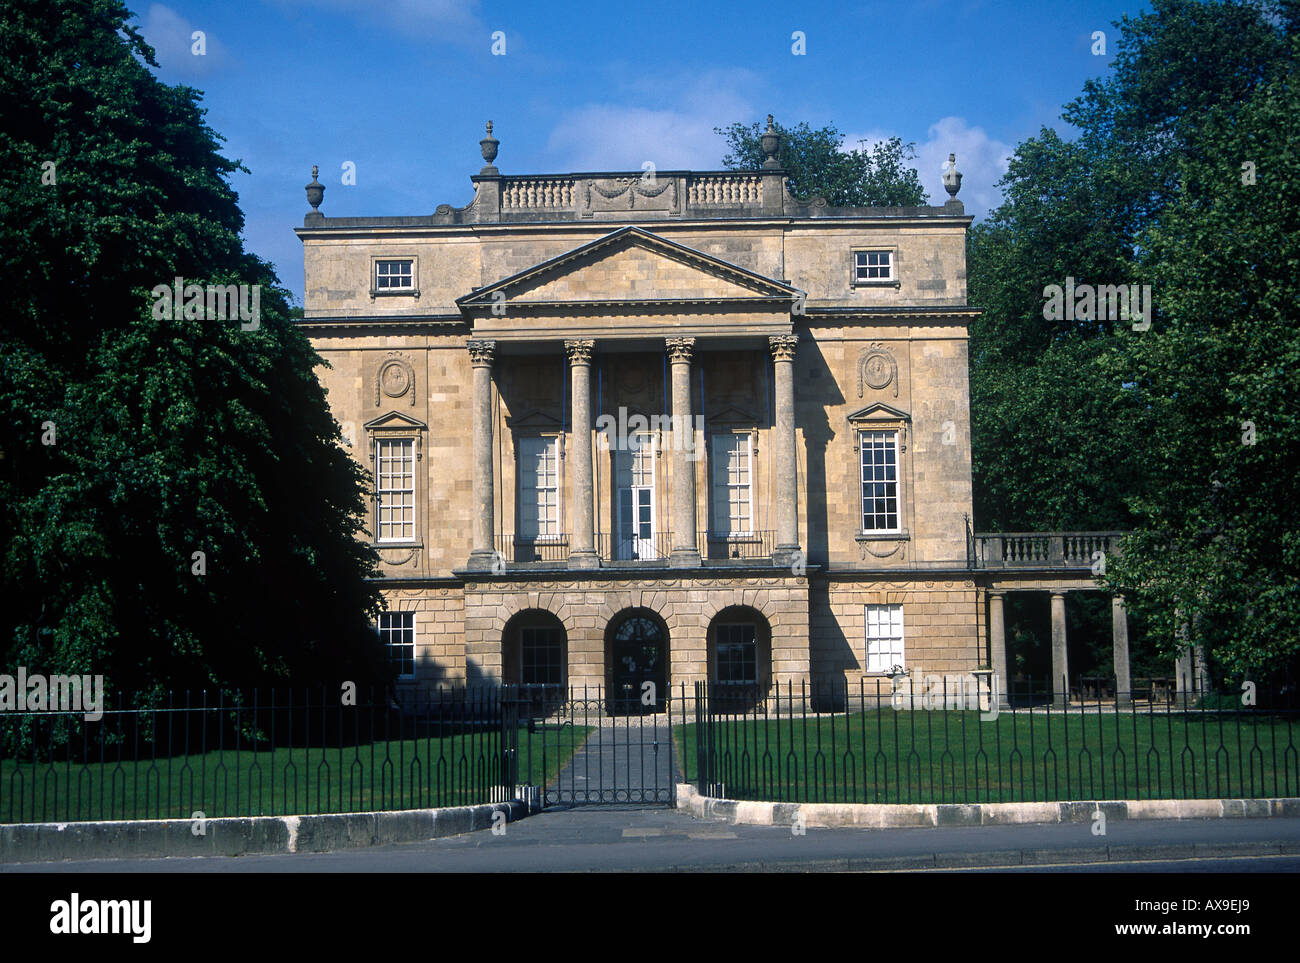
[701,530,775,560]
[492,531,778,566]
[494,533,572,564]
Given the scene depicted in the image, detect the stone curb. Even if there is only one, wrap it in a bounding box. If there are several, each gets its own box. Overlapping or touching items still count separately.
[676,784,1300,829]
[0,799,529,864]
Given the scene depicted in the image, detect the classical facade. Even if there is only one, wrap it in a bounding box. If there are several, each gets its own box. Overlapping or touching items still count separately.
[296,119,1132,708]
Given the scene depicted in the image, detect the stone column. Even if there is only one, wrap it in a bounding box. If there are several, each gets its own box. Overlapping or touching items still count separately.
[666,337,701,567]
[769,335,800,567]
[466,339,497,570]
[566,339,599,570]
[1050,591,1069,707]
[1112,595,1131,706]
[989,590,1009,706]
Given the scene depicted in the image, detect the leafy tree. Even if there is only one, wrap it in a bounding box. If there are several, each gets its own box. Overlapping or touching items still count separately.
[717,119,928,207]
[968,0,1299,684]
[1105,38,1300,683]
[0,0,388,698]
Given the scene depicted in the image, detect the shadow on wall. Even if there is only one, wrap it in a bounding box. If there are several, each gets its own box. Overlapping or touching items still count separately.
[796,333,843,573]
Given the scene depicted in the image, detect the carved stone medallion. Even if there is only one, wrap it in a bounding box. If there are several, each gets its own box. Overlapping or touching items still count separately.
[376,352,416,406]
[858,344,898,398]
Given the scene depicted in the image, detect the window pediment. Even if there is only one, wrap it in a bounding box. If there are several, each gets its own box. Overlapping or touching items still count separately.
[847,402,910,424]
[507,409,563,430]
[364,411,428,432]
[364,411,427,464]
[850,404,909,454]
[707,404,760,427]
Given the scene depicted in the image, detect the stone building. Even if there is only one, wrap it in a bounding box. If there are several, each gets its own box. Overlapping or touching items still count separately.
[295,119,1132,708]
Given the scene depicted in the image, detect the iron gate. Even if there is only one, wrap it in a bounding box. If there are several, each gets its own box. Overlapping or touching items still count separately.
[501,685,676,806]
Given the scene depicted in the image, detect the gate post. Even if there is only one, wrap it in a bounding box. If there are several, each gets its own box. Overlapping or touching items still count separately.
[694,681,713,796]
[500,686,520,802]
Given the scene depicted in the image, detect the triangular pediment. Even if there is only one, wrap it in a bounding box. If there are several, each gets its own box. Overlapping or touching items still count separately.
[458,227,798,310]
[364,411,428,431]
[706,404,761,426]
[506,409,563,429]
[846,402,911,423]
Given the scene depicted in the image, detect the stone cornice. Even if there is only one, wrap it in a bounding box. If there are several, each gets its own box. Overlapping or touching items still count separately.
[448,564,821,582]
[295,316,470,334]
[804,306,982,324]
[295,211,972,238]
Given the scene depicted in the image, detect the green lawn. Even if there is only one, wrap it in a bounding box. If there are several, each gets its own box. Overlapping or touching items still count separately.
[673,707,1299,804]
[1,722,592,824]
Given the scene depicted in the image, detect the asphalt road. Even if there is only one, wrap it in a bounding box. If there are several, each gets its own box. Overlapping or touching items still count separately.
[4,808,1298,873]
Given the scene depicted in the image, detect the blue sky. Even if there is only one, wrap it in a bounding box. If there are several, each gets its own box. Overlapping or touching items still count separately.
[130,0,1145,304]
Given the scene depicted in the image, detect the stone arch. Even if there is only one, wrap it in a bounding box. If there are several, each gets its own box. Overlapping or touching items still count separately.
[491,593,579,639]
[700,588,780,626]
[593,587,673,630]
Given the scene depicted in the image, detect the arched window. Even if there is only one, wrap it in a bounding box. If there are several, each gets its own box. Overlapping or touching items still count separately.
[502,612,567,711]
[707,607,772,710]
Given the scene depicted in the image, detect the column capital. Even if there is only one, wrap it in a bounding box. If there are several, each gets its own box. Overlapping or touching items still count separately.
[988,589,1006,599]
[665,337,696,364]
[564,339,595,365]
[466,339,496,367]
[768,334,798,362]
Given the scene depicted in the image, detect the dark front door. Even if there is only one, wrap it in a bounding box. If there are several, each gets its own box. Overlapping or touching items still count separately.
[609,615,666,714]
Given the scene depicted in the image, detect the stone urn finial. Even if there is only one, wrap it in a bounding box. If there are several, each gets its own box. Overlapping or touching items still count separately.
[480,120,500,173]
[305,165,324,212]
[942,152,962,198]
[761,114,781,169]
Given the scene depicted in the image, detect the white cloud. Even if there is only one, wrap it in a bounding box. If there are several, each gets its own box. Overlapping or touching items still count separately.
[914,116,1012,217]
[543,70,759,172]
[136,4,230,75]
[842,118,1011,216]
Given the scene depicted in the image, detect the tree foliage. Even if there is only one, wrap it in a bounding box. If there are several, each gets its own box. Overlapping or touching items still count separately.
[968,0,1300,682]
[0,0,388,697]
[717,119,928,207]
[1105,41,1300,681]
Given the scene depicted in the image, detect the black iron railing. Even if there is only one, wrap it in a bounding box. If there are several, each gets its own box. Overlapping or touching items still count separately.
[0,685,683,824]
[494,533,572,563]
[678,678,1300,805]
[0,688,524,825]
[701,530,774,560]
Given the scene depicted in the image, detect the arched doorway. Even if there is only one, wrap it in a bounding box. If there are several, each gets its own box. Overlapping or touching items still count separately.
[604,609,669,714]
[502,610,567,714]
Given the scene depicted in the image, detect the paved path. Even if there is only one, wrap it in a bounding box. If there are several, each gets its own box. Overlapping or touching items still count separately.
[6,810,1298,873]
[549,716,678,805]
